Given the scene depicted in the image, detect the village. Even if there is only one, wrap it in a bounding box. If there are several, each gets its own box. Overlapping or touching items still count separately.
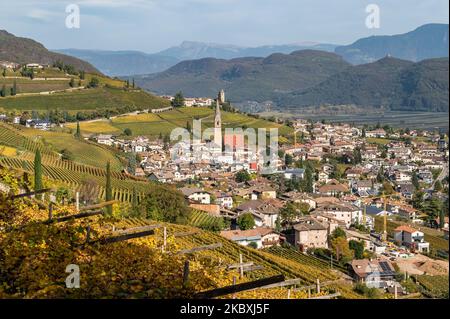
[2,87,449,296]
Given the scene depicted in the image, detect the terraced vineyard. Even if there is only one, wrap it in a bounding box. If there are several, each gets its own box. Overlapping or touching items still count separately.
[113,217,362,298]
[0,122,58,158]
[416,275,449,298]
[265,246,349,274]
[0,156,150,201]
[188,210,224,229]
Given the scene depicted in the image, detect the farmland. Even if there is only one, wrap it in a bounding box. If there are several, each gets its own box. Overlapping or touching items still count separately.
[66,107,294,139]
[0,86,169,112]
[416,275,449,298]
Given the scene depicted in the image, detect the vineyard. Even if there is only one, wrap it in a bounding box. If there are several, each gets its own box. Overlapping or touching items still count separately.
[114,217,361,299]
[188,210,225,229]
[0,122,58,158]
[415,275,449,298]
[265,246,349,274]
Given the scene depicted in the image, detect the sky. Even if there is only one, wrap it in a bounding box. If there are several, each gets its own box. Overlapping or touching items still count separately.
[0,0,448,53]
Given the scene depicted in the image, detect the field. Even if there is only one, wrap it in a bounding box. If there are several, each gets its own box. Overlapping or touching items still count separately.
[0,87,169,112]
[66,107,294,139]
[416,275,449,298]
[188,210,224,229]
[16,126,123,170]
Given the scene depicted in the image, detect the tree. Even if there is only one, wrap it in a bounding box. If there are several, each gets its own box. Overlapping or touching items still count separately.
[0,85,6,97]
[361,127,366,138]
[132,78,135,88]
[74,121,81,139]
[331,227,346,239]
[280,202,301,225]
[412,171,420,190]
[79,70,85,80]
[381,181,394,195]
[2,68,6,77]
[124,128,132,136]
[353,147,362,164]
[349,240,364,259]
[434,180,443,192]
[186,121,192,132]
[69,78,75,88]
[248,242,258,249]
[236,170,251,183]
[142,186,190,223]
[275,216,282,232]
[439,209,446,229]
[127,152,137,175]
[10,80,17,96]
[237,213,255,230]
[33,150,43,200]
[303,166,314,193]
[87,77,99,88]
[105,161,113,215]
[285,153,293,167]
[172,91,185,108]
[331,236,353,263]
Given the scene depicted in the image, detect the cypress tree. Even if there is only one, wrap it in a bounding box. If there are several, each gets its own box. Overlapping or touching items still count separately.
[75,121,81,139]
[131,187,138,217]
[105,161,113,214]
[34,149,43,199]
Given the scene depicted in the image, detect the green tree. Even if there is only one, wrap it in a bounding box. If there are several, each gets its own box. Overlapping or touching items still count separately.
[412,171,420,190]
[2,68,6,77]
[0,85,6,97]
[285,153,293,167]
[10,80,17,96]
[186,121,192,132]
[236,170,251,183]
[172,91,185,107]
[331,236,353,263]
[331,227,346,239]
[381,181,394,195]
[105,161,113,214]
[349,240,364,259]
[280,202,301,225]
[303,166,314,193]
[434,180,443,192]
[142,186,190,223]
[34,150,43,200]
[87,77,99,88]
[69,78,75,88]
[237,213,255,230]
[74,121,81,139]
[124,128,132,136]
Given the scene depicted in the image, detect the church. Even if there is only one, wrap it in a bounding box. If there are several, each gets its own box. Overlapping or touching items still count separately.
[213,90,224,148]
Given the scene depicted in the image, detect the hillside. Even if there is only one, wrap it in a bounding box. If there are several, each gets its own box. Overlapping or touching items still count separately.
[135,50,350,102]
[0,30,99,73]
[65,106,294,140]
[335,23,449,65]
[277,57,449,112]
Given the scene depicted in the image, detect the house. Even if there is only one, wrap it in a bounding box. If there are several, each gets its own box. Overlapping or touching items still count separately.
[349,259,395,287]
[220,227,281,249]
[317,180,349,196]
[314,202,362,228]
[179,187,211,204]
[236,199,279,228]
[26,119,50,130]
[96,134,114,146]
[213,191,234,209]
[282,168,305,180]
[293,216,329,251]
[366,129,386,138]
[393,225,430,253]
[318,171,330,183]
[354,180,373,194]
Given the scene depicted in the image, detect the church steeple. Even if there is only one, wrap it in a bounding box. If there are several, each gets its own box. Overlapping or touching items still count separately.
[214,91,222,147]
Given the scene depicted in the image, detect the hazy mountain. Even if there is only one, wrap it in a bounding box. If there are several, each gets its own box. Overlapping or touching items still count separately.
[135,50,350,101]
[56,41,337,76]
[158,40,337,60]
[0,30,99,73]
[54,49,179,76]
[277,56,449,112]
[335,23,449,65]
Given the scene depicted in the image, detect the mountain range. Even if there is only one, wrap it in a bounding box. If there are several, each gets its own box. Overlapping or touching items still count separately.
[276,56,449,112]
[0,30,99,73]
[336,23,449,65]
[56,41,337,76]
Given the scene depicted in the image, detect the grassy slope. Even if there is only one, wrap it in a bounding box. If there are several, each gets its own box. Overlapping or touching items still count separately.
[67,107,293,138]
